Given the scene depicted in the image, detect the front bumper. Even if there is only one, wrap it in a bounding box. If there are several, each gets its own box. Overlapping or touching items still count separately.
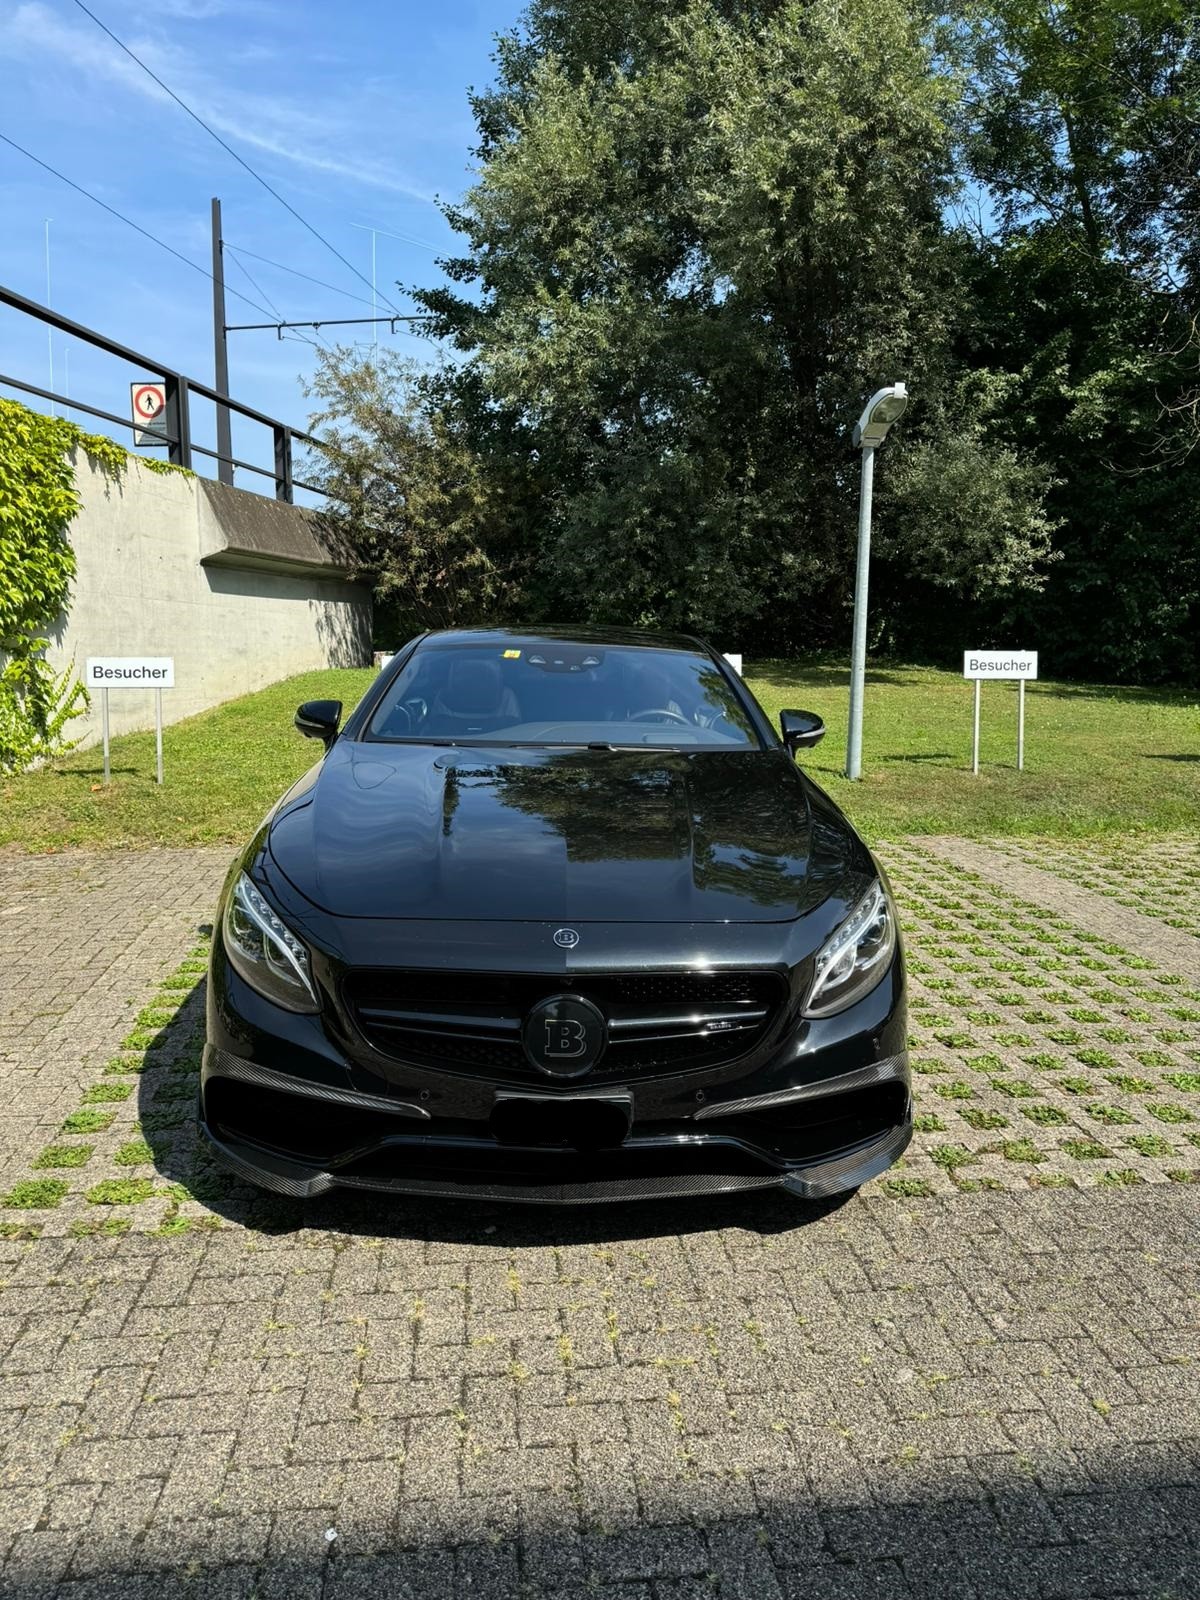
[201,957,911,1208]
[200,1076,911,1204]
[204,842,911,1205]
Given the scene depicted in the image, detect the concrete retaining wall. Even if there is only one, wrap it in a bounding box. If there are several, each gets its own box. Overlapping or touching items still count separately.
[44,453,372,748]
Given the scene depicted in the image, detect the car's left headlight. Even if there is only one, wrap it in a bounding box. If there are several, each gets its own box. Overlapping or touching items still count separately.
[804,879,897,1018]
[222,873,319,1013]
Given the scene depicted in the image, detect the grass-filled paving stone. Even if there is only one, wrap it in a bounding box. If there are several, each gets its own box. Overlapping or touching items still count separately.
[69,1216,132,1237]
[120,1028,162,1052]
[32,1143,94,1169]
[1022,1105,1069,1126]
[62,1109,115,1135]
[1147,1103,1193,1124]
[82,1083,132,1104]
[3,1179,69,1209]
[1074,1049,1118,1069]
[1136,1050,1175,1069]
[881,1178,935,1198]
[1126,1133,1173,1157]
[934,1081,975,1100]
[989,1078,1039,1098]
[1063,1139,1112,1160]
[86,1178,156,1206]
[999,1140,1046,1163]
[961,1109,1008,1130]
[113,1139,154,1167]
[967,1053,1007,1073]
[1105,1074,1156,1094]
[1085,1103,1136,1126]
[150,1078,197,1102]
[103,1055,147,1075]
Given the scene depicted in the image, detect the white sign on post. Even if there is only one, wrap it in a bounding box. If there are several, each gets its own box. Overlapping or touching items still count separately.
[962,651,1038,681]
[962,650,1038,774]
[85,657,174,787]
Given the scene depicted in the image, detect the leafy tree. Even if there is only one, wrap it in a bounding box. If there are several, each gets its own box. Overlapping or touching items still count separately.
[304,350,535,638]
[959,0,1200,680]
[414,0,1055,648]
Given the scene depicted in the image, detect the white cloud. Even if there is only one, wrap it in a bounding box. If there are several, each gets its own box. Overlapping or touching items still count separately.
[2,2,438,203]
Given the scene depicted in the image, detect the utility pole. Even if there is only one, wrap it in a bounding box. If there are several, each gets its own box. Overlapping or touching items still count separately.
[211,197,233,486]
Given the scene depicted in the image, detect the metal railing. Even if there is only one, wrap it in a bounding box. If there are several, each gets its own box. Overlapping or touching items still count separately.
[0,284,326,503]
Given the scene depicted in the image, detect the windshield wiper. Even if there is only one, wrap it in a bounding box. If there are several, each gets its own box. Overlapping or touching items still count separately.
[586,741,677,752]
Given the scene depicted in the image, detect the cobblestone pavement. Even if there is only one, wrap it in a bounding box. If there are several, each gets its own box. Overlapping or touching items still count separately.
[0,851,231,1198]
[985,834,1200,936]
[0,842,1197,1598]
[922,837,1200,985]
[886,840,1200,1195]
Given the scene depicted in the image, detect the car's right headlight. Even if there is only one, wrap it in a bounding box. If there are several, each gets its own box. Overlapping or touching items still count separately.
[222,872,319,1013]
[804,879,897,1017]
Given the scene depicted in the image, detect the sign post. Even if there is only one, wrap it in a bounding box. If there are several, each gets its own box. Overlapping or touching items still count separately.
[962,651,1038,774]
[85,658,175,784]
[1018,679,1026,771]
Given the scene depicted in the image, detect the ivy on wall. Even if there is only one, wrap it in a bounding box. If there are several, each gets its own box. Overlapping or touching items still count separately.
[0,398,130,771]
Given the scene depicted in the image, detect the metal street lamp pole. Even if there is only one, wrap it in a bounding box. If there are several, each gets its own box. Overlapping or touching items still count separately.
[846,443,875,781]
[845,382,908,781]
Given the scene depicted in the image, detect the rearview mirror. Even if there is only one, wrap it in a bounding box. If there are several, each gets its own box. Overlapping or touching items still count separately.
[780,709,825,755]
[295,699,342,749]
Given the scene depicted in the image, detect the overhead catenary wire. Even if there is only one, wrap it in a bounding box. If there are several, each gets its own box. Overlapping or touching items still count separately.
[223,248,440,349]
[70,0,406,317]
[349,220,439,254]
[224,245,381,312]
[0,129,280,324]
[224,249,327,353]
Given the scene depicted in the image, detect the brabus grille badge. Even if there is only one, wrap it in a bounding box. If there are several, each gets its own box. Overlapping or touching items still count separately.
[343,969,783,1081]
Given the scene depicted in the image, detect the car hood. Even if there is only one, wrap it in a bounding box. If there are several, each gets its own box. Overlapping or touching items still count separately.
[267,741,867,924]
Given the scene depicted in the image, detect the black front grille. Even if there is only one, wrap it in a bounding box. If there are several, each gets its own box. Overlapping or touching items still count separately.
[342,968,785,1081]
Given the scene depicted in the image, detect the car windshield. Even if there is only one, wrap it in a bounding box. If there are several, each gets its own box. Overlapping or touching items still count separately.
[366,641,761,749]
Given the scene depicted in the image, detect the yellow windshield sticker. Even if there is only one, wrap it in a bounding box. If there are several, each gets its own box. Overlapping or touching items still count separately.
[502,649,521,659]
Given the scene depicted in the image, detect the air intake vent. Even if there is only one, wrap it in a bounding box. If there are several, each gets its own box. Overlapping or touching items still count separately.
[342,969,784,1081]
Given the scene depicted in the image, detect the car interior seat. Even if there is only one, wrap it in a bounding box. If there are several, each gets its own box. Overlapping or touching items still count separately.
[431,658,521,735]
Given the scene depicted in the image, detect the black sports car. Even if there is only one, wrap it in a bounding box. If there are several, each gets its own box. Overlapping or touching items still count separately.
[201,628,909,1205]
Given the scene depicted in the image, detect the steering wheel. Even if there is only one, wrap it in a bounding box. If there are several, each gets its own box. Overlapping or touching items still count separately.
[382,702,412,735]
[629,708,691,726]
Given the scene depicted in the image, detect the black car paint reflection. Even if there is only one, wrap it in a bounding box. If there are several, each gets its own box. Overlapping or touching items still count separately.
[201,628,910,1206]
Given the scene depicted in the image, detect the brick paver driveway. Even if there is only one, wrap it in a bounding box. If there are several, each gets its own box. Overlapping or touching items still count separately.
[1,843,1197,1599]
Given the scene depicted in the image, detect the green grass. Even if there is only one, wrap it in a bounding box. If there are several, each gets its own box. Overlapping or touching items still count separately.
[1,660,1197,851]
[2,1178,69,1209]
[86,1178,156,1206]
[0,666,373,851]
[32,1143,94,1169]
[62,1109,115,1135]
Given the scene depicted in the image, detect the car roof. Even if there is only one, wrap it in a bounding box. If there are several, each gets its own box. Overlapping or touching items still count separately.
[416,626,712,654]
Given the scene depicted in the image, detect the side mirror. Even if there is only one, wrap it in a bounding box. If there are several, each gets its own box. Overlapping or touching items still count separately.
[780,709,825,756]
[295,699,342,749]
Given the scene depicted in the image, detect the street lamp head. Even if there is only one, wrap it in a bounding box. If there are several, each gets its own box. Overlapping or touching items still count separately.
[852,382,908,449]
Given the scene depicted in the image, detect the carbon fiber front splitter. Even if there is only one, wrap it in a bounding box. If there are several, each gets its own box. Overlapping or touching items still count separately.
[198,1116,912,1207]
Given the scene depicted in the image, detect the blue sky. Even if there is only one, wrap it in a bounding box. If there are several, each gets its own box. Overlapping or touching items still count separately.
[0,0,514,480]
